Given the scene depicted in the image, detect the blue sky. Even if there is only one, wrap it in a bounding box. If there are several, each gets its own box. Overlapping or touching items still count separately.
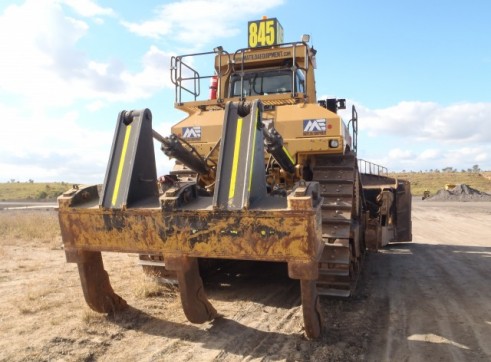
[1,0,490,183]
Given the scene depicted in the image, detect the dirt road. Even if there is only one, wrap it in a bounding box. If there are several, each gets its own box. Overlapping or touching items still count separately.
[0,199,489,361]
[365,200,491,361]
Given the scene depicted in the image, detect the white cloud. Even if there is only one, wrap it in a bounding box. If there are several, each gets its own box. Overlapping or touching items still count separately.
[339,100,491,171]
[359,101,491,144]
[443,147,489,168]
[0,0,173,109]
[0,103,112,183]
[0,1,196,183]
[62,0,115,18]
[119,46,173,100]
[475,153,488,163]
[122,0,284,47]
[123,19,172,40]
[419,149,440,160]
[86,100,104,112]
[388,148,414,160]
[375,145,491,172]
[360,101,437,137]
[0,99,175,183]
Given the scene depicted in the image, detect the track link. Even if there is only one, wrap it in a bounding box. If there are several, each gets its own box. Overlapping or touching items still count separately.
[312,152,364,297]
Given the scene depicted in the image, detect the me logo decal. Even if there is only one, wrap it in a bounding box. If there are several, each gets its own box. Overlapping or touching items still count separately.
[303,119,326,135]
[182,126,201,140]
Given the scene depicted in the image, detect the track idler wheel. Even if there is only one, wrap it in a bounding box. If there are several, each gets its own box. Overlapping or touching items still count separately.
[300,279,323,339]
[74,251,127,313]
[165,256,218,323]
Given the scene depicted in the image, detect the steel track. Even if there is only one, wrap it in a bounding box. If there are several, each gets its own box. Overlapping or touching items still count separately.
[312,151,364,297]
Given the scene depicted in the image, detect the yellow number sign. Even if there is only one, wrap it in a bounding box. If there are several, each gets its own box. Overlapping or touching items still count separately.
[248,18,284,48]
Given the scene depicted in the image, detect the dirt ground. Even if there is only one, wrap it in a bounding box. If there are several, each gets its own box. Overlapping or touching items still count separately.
[0,199,490,361]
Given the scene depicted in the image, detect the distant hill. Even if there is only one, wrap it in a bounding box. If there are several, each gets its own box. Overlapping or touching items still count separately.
[0,182,71,201]
[389,171,491,196]
[2,172,490,200]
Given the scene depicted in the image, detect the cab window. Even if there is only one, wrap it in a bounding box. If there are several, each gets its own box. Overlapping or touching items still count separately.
[229,69,305,97]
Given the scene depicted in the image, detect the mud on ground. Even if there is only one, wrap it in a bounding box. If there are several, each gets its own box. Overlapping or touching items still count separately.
[0,200,490,361]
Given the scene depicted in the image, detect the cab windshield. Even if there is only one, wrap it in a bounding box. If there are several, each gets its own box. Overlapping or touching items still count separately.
[229,69,305,97]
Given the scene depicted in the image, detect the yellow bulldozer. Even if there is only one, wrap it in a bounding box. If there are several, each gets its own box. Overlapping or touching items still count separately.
[58,18,411,339]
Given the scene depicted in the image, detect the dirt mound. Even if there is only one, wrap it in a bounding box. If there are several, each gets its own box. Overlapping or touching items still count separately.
[426,184,491,202]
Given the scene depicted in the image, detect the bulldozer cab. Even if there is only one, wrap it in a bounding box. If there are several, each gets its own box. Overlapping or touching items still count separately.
[171,40,317,112]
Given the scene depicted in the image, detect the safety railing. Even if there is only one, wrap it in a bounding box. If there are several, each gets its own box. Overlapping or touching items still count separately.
[358,159,388,176]
[348,105,358,155]
[170,49,231,104]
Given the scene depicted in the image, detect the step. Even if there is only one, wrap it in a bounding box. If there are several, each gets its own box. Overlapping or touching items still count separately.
[317,280,352,291]
[317,286,351,298]
[313,169,355,182]
[320,241,350,260]
[321,208,352,221]
[319,184,354,197]
[321,197,353,207]
[318,268,349,277]
[321,224,351,238]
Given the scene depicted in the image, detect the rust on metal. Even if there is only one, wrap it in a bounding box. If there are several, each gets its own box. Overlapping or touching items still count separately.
[300,279,323,339]
[164,255,217,323]
[68,250,127,313]
[59,187,323,264]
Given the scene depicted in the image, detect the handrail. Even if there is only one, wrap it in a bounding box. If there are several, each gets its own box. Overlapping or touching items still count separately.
[170,49,231,104]
[358,159,388,176]
[347,105,358,154]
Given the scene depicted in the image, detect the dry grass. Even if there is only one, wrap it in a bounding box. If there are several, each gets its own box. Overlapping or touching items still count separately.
[0,210,61,246]
[0,182,70,200]
[81,308,108,325]
[16,284,58,315]
[390,171,491,196]
[132,272,178,299]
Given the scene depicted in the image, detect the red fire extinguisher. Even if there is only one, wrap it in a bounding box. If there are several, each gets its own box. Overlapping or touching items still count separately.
[209,75,218,99]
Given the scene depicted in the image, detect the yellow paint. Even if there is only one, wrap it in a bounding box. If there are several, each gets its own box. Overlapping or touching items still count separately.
[282,145,295,164]
[228,117,243,200]
[112,124,132,206]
